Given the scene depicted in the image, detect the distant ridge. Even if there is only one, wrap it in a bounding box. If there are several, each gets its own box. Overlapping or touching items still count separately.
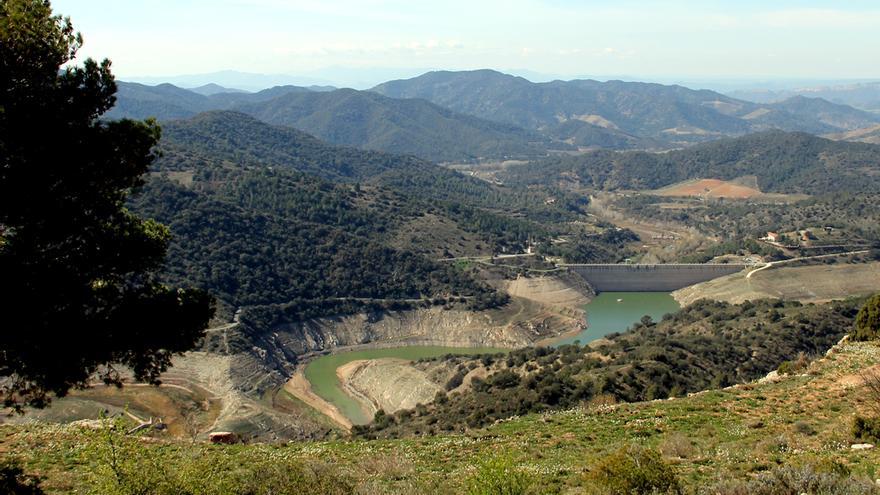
[188,83,248,96]
[109,82,561,162]
[110,70,880,158]
[372,70,880,146]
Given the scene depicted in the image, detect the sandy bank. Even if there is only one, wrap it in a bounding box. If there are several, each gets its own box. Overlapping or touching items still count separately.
[284,368,352,430]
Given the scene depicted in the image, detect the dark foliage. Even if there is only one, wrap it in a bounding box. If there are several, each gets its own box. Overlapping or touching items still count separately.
[851,294,880,341]
[613,192,880,244]
[130,178,499,318]
[500,131,880,195]
[0,459,43,495]
[0,0,214,409]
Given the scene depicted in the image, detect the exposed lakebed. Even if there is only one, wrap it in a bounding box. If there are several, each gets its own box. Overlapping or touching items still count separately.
[304,291,680,425]
[304,346,505,425]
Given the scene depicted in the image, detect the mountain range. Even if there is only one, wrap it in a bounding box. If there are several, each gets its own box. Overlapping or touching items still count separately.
[729,81,880,113]
[109,82,556,162]
[372,70,880,146]
[109,69,880,162]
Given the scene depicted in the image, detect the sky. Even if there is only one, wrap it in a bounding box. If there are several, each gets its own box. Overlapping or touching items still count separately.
[53,0,880,88]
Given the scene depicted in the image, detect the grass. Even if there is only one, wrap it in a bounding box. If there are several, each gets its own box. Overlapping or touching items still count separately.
[3,341,880,493]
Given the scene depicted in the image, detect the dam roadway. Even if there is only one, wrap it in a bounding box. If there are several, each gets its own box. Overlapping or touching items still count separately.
[563,263,748,292]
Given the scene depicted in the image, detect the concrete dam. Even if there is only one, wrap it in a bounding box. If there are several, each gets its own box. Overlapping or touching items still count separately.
[563,264,748,292]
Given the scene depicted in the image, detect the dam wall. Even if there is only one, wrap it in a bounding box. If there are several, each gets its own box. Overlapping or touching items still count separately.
[564,264,747,292]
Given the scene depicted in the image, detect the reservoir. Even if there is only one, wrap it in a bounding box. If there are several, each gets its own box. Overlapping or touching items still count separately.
[304,346,506,425]
[304,292,679,425]
[553,291,680,347]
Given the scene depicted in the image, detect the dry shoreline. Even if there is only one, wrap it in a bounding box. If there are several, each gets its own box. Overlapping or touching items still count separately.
[283,367,352,430]
[282,273,593,426]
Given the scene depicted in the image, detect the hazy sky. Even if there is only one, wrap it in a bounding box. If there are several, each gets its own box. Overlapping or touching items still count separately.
[53,0,880,83]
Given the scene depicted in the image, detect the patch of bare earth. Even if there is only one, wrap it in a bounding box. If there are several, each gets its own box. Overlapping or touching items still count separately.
[674,261,880,306]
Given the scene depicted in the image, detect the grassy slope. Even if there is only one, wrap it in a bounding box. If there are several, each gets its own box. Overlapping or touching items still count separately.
[5,340,880,493]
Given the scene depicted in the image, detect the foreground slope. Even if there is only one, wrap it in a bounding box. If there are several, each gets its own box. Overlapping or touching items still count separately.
[6,334,880,493]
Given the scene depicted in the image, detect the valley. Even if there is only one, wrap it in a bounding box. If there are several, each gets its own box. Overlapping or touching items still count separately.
[5,5,880,490]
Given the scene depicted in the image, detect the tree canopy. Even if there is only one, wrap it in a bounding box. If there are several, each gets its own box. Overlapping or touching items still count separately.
[0,0,214,409]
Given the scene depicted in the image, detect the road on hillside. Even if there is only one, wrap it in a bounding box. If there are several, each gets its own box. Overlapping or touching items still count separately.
[746,250,871,279]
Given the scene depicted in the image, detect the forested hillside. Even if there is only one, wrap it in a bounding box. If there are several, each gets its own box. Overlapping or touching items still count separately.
[234,89,555,162]
[130,177,500,320]
[108,84,559,162]
[127,113,615,326]
[500,131,880,194]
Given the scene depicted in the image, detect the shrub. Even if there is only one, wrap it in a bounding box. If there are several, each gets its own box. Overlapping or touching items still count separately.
[0,459,43,495]
[793,421,816,436]
[777,352,810,375]
[851,293,880,341]
[659,432,696,459]
[586,445,681,494]
[466,456,532,495]
[852,415,880,442]
[701,462,877,495]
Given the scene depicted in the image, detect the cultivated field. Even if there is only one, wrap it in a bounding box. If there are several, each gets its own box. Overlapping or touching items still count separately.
[653,178,764,199]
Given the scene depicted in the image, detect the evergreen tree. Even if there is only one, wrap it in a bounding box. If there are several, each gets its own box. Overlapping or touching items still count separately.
[852,294,880,341]
[0,0,214,410]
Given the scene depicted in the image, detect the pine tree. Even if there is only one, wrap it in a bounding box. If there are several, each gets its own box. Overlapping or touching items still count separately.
[0,0,214,409]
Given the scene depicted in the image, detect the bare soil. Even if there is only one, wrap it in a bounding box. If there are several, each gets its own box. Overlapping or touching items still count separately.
[674,261,880,306]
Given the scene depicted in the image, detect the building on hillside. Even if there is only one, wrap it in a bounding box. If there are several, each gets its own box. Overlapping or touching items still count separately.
[765,231,780,242]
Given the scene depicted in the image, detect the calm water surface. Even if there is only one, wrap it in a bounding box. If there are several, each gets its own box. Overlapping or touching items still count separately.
[305,292,679,424]
[304,346,506,425]
[553,291,680,347]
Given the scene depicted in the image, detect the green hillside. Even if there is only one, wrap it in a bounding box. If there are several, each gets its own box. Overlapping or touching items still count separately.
[234,89,555,162]
[500,131,880,195]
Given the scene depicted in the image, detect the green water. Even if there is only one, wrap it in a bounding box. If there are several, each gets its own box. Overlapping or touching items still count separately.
[553,292,681,347]
[304,346,506,425]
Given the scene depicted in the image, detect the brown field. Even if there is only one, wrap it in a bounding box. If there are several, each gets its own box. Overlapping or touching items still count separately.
[673,261,880,306]
[654,178,763,199]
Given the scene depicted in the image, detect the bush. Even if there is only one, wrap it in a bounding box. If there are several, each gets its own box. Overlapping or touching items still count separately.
[701,462,877,495]
[659,432,696,459]
[777,352,810,375]
[851,293,880,341]
[852,415,880,442]
[0,459,43,495]
[83,418,353,495]
[466,456,532,495]
[586,445,681,494]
